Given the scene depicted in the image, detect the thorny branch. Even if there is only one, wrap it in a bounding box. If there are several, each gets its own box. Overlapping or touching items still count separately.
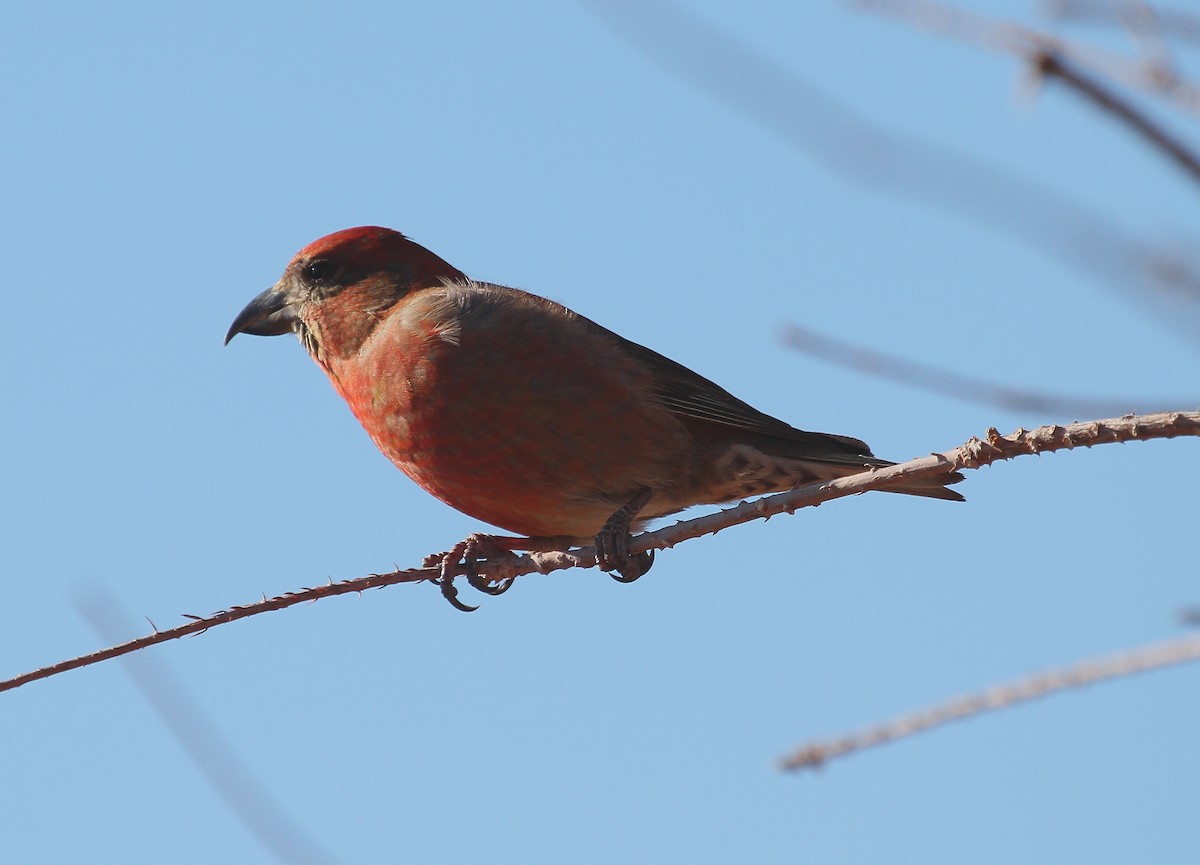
[2,411,1197,695]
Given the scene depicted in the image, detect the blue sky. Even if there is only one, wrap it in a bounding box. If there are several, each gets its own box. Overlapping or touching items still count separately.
[4,2,1197,863]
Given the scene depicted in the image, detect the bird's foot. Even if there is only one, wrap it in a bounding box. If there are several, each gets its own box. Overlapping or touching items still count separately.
[430,574,479,613]
[595,488,655,583]
[424,533,524,612]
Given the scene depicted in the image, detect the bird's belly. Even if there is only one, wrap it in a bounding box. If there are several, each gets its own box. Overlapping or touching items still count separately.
[389,416,639,538]
[338,371,674,537]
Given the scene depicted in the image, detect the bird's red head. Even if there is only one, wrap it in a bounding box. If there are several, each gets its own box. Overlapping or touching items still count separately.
[225,226,466,353]
[292,226,463,290]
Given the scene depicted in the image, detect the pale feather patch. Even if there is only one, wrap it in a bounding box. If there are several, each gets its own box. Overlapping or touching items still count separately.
[432,317,461,346]
[297,320,324,365]
[710,444,836,500]
[416,278,513,346]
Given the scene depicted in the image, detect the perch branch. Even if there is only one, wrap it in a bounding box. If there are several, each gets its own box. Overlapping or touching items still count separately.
[2,411,1197,694]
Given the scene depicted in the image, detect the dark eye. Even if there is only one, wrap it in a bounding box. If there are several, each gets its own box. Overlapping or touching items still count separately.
[304,259,336,283]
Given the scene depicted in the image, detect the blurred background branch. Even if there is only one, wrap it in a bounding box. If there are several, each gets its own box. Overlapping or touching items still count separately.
[858,0,1200,112]
[781,630,1200,770]
[588,0,1200,348]
[781,322,1192,416]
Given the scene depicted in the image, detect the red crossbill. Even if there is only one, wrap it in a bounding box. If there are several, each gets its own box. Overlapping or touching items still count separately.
[227,227,963,606]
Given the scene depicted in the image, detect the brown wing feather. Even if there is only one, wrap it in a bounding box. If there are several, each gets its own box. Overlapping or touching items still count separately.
[610,333,884,465]
[556,300,965,501]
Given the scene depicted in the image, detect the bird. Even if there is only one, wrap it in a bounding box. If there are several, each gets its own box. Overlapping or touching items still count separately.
[227,226,963,607]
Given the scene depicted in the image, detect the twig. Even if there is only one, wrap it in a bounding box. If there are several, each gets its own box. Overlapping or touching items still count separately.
[780,631,1200,770]
[2,412,1196,695]
[1033,50,1200,187]
[854,0,1200,185]
[780,323,1186,417]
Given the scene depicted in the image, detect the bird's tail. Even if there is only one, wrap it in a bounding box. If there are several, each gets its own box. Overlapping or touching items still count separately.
[878,474,966,502]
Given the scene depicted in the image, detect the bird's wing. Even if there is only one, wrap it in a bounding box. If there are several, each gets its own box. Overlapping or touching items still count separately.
[613,331,967,501]
[608,330,882,464]
[544,297,964,500]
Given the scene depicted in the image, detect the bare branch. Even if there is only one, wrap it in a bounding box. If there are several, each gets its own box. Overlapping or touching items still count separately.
[858,0,1200,113]
[1032,50,1200,187]
[2,412,1196,694]
[780,631,1200,771]
[780,323,1188,417]
[856,1,1200,185]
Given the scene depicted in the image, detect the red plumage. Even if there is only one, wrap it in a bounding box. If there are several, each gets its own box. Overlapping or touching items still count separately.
[228,227,963,589]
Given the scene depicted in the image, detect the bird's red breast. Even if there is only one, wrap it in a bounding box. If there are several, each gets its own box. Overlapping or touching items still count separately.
[317,280,700,538]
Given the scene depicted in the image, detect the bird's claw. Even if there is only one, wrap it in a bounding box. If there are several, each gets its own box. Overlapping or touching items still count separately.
[433,574,479,613]
[595,488,656,583]
[424,534,520,611]
[468,572,516,596]
[606,548,655,583]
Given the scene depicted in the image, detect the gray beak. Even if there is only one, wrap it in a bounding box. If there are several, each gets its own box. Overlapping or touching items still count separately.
[225,283,299,344]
